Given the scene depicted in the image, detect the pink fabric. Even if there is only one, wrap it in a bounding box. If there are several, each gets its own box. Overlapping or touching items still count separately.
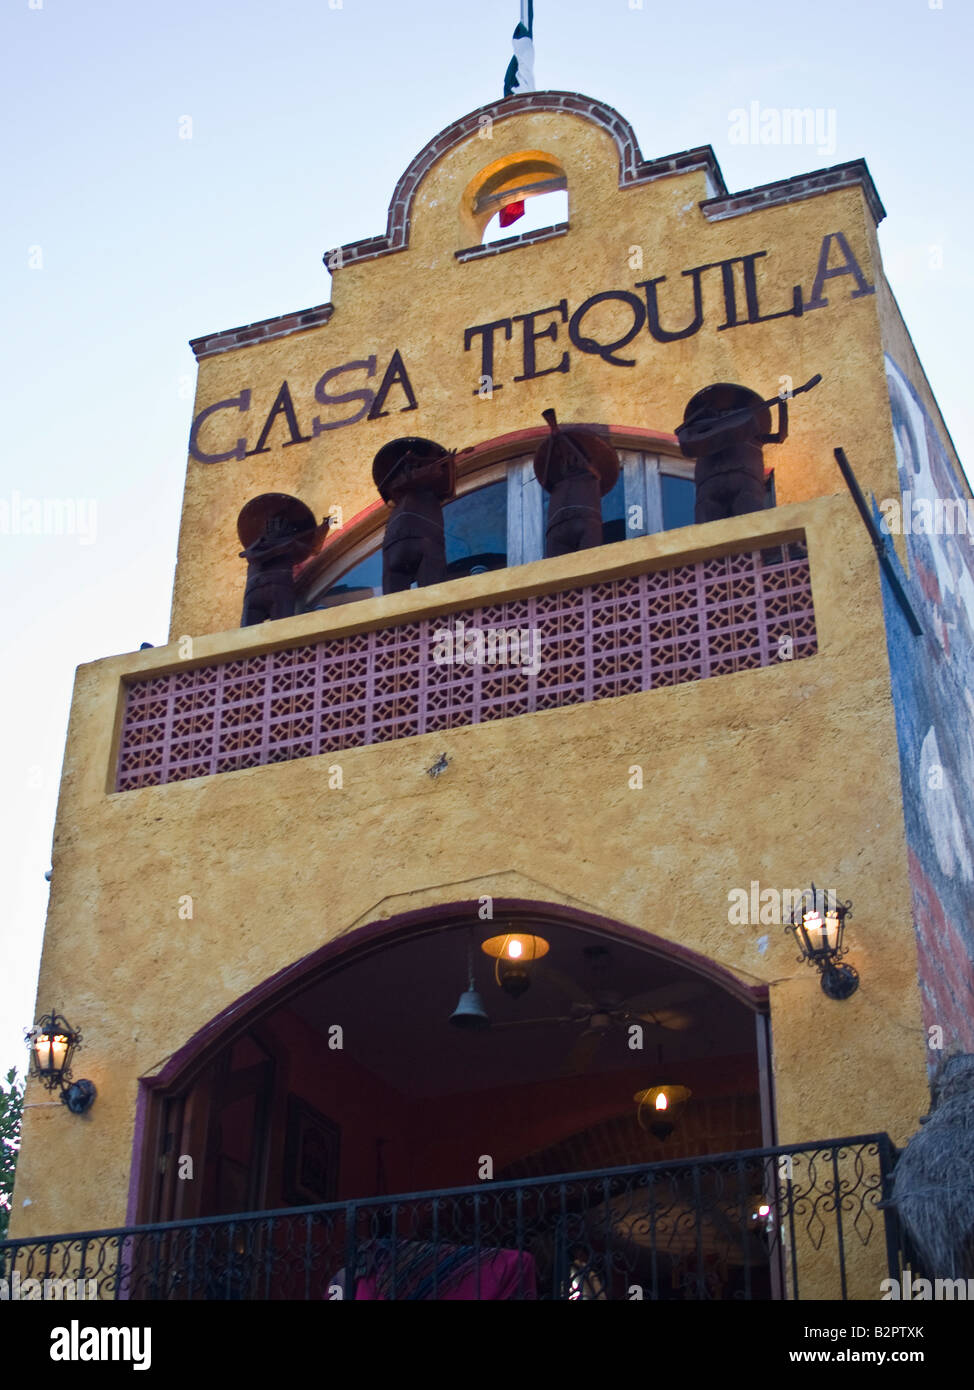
[355,1248,537,1301]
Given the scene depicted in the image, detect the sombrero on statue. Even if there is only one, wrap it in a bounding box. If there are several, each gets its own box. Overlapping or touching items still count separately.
[236,493,318,548]
[533,409,620,494]
[372,437,455,503]
[682,384,772,437]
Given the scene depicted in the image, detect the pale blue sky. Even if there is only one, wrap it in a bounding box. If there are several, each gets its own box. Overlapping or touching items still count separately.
[2,0,972,1076]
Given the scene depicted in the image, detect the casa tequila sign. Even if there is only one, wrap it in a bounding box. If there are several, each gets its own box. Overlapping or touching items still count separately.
[189,231,873,464]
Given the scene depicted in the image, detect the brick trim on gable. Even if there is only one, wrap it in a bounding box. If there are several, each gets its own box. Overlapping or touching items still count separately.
[701,158,886,226]
[455,222,570,262]
[326,92,726,273]
[190,304,333,361]
[188,94,886,362]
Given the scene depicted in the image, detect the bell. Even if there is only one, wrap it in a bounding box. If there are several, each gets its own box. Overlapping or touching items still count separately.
[450,988,490,1030]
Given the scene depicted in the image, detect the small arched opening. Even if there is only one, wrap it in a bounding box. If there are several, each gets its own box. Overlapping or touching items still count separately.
[460,150,568,245]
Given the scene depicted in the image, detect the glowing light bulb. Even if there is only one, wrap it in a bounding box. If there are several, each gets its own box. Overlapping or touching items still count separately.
[508,939,523,959]
[33,1032,70,1073]
[655,1092,668,1111]
[758,1204,770,1217]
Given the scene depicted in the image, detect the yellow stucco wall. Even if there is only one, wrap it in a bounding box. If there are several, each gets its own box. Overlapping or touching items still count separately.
[11,106,933,1290]
[12,496,928,1246]
[171,107,900,639]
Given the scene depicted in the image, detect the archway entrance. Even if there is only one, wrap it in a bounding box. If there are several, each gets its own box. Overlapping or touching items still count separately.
[137,905,772,1234]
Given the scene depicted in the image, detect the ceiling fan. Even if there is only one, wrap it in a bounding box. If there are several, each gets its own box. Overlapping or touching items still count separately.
[492,945,710,1072]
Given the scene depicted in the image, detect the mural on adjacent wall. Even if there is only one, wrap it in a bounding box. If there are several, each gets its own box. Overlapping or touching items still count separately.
[882,355,974,1060]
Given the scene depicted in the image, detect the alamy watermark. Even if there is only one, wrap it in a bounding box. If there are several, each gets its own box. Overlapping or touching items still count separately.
[881,1272,974,1300]
[728,102,837,159]
[432,620,542,676]
[728,881,838,926]
[0,492,97,544]
[879,492,974,536]
[1,1272,99,1300]
[50,1319,151,1370]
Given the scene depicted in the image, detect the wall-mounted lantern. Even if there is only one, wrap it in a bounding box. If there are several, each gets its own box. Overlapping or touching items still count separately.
[25,1009,97,1114]
[786,885,858,999]
[481,931,550,998]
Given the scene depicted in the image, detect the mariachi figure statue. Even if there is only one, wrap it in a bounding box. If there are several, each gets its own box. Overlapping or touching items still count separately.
[374,437,456,594]
[237,493,330,626]
[675,375,821,525]
[533,409,620,559]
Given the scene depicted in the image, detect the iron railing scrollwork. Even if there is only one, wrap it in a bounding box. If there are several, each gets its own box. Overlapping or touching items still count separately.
[2,1134,907,1301]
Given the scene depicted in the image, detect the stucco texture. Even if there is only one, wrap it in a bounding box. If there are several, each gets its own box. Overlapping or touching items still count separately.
[13,496,928,1247]
[11,106,937,1296]
[171,107,897,641]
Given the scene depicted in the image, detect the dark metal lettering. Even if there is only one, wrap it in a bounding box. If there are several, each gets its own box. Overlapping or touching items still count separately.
[367,349,419,419]
[804,231,876,311]
[740,252,803,325]
[463,318,513,393]
[189,389,251,465]
[312,356,377,434]
[635,269,706,343]
[247,381,312,456]
[568,290,645,367]
[512,301,569,382]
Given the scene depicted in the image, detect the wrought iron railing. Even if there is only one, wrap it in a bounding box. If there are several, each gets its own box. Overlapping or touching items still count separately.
[1,1134,903,1301]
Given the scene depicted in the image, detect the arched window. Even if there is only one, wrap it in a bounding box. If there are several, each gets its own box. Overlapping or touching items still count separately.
[460,151,568,247]
[304,476,509,611]
[482,189,568,244]
[300,446,732,612]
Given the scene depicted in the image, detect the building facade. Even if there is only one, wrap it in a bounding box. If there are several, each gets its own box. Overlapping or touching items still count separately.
[8,91,974,1301]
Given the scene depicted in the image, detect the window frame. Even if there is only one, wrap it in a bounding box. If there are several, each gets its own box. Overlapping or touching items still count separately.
[299,447,729,612]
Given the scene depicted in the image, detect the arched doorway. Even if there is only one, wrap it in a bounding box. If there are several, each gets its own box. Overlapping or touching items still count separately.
[134,902,772,1232]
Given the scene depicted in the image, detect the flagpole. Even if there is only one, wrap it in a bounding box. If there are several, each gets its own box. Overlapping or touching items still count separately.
[504,0,535,97]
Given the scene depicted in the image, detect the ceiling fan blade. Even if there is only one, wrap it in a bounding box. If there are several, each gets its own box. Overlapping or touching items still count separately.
[635,1009,695,1032]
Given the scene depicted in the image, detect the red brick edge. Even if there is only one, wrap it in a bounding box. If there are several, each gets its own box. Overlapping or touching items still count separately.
[327,91,725,272]
[190,304,334,361]
[189,93,885,361]
[701,159,886,227]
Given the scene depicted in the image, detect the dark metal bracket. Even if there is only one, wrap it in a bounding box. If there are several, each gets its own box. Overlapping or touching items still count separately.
[833,447,923,637]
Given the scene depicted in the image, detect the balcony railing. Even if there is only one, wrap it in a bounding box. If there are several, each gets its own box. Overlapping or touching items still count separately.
[2,1134,906,1301]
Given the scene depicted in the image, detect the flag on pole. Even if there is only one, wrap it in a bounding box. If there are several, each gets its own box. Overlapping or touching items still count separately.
[504,1,534,97]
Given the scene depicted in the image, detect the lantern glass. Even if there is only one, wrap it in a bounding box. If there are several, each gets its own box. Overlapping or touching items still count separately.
[33,1031,71,1077]
[824,910,842,952]
[795,889,845,959]
[801,910,828,955]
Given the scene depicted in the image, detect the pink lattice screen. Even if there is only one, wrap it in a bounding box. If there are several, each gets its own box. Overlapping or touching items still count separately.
[116,543,816,791]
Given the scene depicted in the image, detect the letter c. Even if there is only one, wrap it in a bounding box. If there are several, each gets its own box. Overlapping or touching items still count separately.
[189,389,251,464]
